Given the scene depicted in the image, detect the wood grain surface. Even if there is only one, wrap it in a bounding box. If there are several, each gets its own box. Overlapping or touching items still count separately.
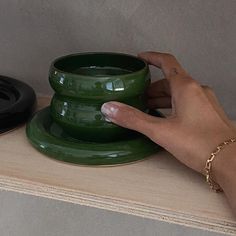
[0,96,235,235]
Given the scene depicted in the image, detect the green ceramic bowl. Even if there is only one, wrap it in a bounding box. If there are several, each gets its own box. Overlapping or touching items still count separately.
[49,52,150,142]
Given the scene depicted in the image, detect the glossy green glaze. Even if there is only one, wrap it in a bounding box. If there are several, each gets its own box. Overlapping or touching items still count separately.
[26,52,162,165]
[49,52,150,142]
[26,107,160,165]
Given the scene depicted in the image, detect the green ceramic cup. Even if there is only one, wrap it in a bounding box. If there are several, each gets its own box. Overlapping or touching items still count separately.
[49,52,150,142]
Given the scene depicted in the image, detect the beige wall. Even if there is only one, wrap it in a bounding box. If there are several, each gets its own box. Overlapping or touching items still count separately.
[0,0,236,118]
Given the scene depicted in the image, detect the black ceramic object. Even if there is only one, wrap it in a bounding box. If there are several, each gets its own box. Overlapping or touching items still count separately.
[0,75,36,133]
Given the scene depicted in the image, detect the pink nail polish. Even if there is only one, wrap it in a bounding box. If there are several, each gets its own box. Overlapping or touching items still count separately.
[101,102,119,118]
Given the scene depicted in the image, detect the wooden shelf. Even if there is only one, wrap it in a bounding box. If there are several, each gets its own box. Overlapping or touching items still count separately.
[0,96,235,235]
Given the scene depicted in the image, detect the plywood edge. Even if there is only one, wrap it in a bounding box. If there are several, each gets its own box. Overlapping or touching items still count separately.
[0,175,235,235]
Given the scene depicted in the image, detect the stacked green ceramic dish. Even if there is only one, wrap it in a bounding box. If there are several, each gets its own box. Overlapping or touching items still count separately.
[26,52,160,165]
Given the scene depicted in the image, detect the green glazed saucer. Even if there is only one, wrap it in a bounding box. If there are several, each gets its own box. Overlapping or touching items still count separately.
[26,107,161,166]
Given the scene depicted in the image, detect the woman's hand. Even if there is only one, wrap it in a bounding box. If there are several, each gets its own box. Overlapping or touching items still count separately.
[101,52,236,175]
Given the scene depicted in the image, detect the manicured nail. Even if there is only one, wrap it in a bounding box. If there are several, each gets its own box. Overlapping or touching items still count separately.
[101,102,119,120]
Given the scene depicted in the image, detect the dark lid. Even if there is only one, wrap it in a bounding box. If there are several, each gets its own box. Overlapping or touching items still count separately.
[0,75,36,133]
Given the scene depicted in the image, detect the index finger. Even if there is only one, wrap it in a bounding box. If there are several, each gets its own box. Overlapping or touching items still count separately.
[138,51,188,78]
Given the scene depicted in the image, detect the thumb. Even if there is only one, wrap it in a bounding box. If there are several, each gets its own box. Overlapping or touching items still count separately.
[101,101,165,139]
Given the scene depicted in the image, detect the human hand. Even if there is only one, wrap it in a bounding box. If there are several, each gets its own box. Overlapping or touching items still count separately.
[101,52,236,176]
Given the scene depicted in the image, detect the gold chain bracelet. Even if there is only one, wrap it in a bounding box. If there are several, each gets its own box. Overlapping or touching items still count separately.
[205,138,236,192]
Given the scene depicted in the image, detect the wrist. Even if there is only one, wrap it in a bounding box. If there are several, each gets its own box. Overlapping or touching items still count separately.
[211,140,236,190]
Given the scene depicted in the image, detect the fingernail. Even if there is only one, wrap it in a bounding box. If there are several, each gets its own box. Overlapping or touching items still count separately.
[101,102,119,120]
